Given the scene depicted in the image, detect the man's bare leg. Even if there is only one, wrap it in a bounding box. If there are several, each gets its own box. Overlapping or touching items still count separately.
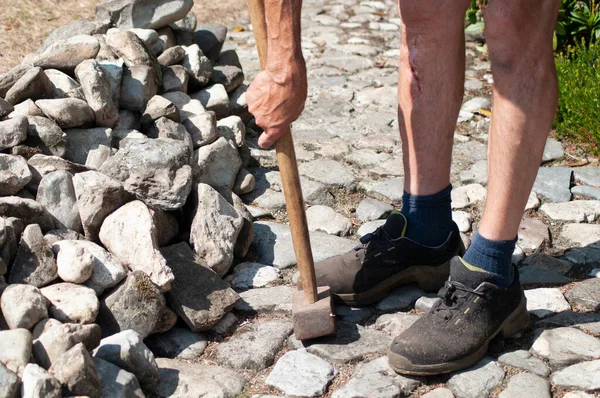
[397,0,471,196]
[395,0,470,247]
[479,0,561,240]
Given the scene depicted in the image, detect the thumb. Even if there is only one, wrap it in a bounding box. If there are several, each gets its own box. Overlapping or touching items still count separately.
[258,126,287,149]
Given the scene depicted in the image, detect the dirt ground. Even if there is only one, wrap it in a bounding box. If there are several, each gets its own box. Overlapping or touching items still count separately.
[0,0,248,74]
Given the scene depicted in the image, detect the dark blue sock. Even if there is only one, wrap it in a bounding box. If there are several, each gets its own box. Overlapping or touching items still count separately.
[462,232,516,287]
[400,185,453,247]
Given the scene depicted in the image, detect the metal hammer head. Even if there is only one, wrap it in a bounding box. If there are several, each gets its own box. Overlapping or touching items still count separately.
[292,286,336,340]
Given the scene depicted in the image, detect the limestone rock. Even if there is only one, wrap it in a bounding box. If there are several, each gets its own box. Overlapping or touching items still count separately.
[0,363,18,398]
[533,167,572,203]
[75,59,119,128]
[161,242,239,331]
[332,356,421,398]
[92,357,146,398]
[93,330,159,389]
[498,373,551,398]
[498,350,550,377]
[193,24,227,61]
[225,262,281,289]
[190,184,243,275]
[265,351,336,397]
[26,116,66,157]
[10,99,44,118]
[551,360,600,391]
[183,44,213,87]
[0,64,31,98]
[565,278,600,312]
[447,357,505,398]
[235,285,295,314]
[27,35,100,72]
[98,271,166,339]
[36,170,82,232]
[44,69,85,100]
[54,240,94,283]
[21,363,61,398]
[145,327,208,359]
[32,322,101,370]
[0,328,33,376]
[0,154,31,195]
[35,98,94,129]
[5,67,52,105]
[155,358,245,397]
[9,224,57,287]
[0,116,28,150]
[120,65,159,112]
[374,313,421,337]
[193,137,242,198]
[99,201,174,292]
[252,221,357,269]
[26,154,88,191]
[72,171,129,242]
[162,65,189,93]
[49,343,101,398]
[100,137,192,211]
[95,0,193,30]
[531,327,600,367]
[41,283,99,324]
[356,198,393,222]
[306,205,353,236]
[525,288,571,318]
[0,284,48,330]
[161,91,205,119]
[183,112,218,148]
[560,223,600,248]
[157,45,186,66]
[233,167,255,195]
[191,83,230,118]
[300,158,355,188]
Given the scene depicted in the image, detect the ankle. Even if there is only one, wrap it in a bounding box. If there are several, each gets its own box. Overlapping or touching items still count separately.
[462,232,516,287]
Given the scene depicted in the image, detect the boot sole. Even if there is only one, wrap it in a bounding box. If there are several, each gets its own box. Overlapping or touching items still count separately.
[334,260,452,306]
[388,294,531,376]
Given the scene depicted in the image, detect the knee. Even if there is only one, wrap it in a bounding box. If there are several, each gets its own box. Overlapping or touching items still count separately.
[485,2,557,70]
[398,0,470,28]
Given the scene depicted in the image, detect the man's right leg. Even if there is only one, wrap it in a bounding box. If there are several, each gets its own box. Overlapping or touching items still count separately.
[311,0,468,305]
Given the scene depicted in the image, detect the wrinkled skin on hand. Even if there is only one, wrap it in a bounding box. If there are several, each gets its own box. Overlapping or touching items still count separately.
[247,61,307,149]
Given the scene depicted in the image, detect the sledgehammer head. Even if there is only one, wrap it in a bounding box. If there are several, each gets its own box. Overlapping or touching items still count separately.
[292,286,336,340]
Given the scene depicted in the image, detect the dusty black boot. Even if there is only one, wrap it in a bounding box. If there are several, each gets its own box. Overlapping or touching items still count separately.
[311,213,465,305]
[388,257,531,376]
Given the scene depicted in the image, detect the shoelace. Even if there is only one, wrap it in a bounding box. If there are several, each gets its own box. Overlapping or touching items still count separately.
[431,280,486,321]
[354,226,391,259]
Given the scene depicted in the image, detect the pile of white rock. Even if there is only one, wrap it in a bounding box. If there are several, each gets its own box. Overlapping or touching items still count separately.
[0,0,257,396]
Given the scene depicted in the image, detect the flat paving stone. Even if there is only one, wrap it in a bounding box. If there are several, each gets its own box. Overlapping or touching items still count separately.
[498,372,551,398]
[525,288,571,318]
[356,198,393,222]
[532,167,572,203]
[225,262,281,290]
[422,388,455,398]
[542,138,564,163]
[565,278,600,312]
[519,266,571,287]
[447,357,504,398]
[551,360,600,391]
[517,218,550,252]
[536,310,600,336]
[306,205,353,237]
[215,320,292,372]
[374,285,425,312]
[252,221,357,269]
[459,160,487,186]
[521,253,573,274]
[526,191,541,211]
[560,223,600,248]
[573,166,600,187]
[452,211,473,233]
[335,305,374,324]
[235,286,296,314]
[299,158,356,188]
[265,350,336,397]
[572,185,600,200]
[357,220,386,238]
[332,356,421,398]
[540,200,600,223]
[288,322,391,364]
[498,350,550,377]
[367,177,404,204]
[451,184,487,209]
[530,327,600,367]
[374,313,421,337]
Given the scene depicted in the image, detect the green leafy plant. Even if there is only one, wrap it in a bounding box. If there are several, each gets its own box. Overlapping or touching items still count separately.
[466,0,488,26]
[554,40,600,154]
[556,0,600,50]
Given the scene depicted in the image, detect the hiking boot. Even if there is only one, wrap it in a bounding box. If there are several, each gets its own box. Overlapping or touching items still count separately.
[311,212,465,306]
[388,257,531,376]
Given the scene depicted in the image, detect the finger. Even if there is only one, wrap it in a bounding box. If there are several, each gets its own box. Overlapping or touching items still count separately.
[258,126,286,149]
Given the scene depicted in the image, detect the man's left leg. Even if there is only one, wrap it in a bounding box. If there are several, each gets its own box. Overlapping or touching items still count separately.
[389,0,561,375]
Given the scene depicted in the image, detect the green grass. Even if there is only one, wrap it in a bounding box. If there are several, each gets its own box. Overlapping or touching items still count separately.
[555,41,600,155]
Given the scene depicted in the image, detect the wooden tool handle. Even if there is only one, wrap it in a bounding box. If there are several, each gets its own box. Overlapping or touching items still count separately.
[248,0,318,304]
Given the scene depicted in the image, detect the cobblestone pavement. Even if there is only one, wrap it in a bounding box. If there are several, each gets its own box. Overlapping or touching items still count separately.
[211,0,600,396]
